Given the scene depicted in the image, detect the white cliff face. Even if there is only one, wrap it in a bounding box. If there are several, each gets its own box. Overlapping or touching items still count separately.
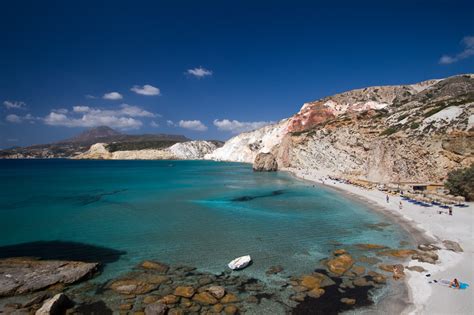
[75,141,219,160]
[168,141,218,159]
[205,119,289,163]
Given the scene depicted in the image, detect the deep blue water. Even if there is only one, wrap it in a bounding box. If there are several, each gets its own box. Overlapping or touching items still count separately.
[0,159,413,282]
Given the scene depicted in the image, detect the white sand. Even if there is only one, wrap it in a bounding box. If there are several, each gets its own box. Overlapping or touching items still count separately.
[286,167,473,315]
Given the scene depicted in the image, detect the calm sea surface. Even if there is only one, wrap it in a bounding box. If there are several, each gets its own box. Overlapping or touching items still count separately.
[0,159,413,283]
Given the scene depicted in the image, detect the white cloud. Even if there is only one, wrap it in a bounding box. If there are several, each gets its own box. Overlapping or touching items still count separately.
[6,114,21,123]
[439,35,474,64]
[187,67,213,78]
[85,94,97,99]
[178,120,208,131]
[73,106,90,113]
[150,121,159,127]
[6,113,37,123]
[166,120,175,126]
[44,112,142,129]
[131,84,161,96]
[103,92,123,100]
[3,100,26,110]
[213,119,274,134]
[52,108,68,114]
[42,104,157,129]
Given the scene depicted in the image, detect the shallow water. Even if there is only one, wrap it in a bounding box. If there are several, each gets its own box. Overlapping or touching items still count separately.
[0,159,413,283]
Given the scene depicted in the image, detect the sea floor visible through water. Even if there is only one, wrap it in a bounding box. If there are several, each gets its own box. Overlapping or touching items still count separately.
[0,159,417,313]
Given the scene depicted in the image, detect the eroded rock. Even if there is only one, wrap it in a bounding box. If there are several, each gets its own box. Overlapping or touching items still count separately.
[253,152,278,171]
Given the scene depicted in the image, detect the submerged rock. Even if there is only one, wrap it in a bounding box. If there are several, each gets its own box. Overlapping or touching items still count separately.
[326,254,354,275]
[253,152,278,171]
[141,260,170,273]
[109,279,156,295]
[0,257,98,297]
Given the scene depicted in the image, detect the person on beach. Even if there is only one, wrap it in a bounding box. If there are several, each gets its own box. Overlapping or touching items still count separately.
[399,201,403,210]
[450,278,460,289]
[386,195,389,203]
[449,207,453,216]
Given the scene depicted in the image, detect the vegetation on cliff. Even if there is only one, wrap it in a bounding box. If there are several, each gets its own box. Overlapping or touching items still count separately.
[445,164,474,201]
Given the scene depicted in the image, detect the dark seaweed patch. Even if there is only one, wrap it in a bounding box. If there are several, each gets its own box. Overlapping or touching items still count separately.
[0,241,126,265]
[292,269,374,315]
[231,190,285,202]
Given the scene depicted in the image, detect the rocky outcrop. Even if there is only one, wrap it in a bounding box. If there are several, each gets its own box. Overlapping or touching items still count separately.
[253,152,278,171]
[75,141,219,160]
[206,74,474,183]
[0,258,98,297]
[35,293,72,315]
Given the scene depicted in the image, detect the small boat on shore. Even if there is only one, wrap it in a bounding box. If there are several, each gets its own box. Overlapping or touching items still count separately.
[228,255,252,270]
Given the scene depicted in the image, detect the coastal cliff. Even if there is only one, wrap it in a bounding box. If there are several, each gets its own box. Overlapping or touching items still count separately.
[206,74,474,183]
[75,140,219,160]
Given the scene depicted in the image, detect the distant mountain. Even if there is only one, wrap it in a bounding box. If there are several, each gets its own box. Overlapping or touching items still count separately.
[0,126,192,159]
[61,126,122,143]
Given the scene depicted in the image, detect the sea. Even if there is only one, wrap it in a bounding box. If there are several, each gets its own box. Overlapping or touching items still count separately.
[0,159,414,312]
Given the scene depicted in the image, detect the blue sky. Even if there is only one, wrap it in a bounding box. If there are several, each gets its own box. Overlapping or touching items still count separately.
[1,0,473,148]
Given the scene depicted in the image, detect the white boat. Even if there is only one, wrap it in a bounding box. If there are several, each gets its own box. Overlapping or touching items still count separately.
[227,255,252,270]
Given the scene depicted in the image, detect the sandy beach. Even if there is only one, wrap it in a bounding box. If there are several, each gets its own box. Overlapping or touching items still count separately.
[286,167,473,315]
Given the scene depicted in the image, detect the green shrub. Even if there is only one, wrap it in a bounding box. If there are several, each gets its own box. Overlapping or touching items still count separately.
[410,122,420,129]
[445,164,474,201]
[380,126,399,136]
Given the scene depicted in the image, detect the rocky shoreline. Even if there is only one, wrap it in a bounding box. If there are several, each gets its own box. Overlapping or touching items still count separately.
[1,238,450,315]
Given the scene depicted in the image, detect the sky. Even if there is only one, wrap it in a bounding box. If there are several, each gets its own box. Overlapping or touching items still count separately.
[1,0,473,148]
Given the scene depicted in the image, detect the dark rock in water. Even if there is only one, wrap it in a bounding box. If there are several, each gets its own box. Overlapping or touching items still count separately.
[35,293,73,315]
[22,293,50,308]
[442,240,463,252]
[75,301,113,315]
[0,257,98,297]
[253,152,278,172]
[266,265,284,275]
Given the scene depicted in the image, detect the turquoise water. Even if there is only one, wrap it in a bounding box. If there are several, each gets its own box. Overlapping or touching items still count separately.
[0,159,412,282]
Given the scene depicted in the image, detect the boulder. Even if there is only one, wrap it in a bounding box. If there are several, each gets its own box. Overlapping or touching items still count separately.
[412,251,438,264]
[159,295,179,305]
[333,249,347,256]
[141,261,170,273]
[192,292,218,305]
[300,275,321,289]
[0,258,98,297]
[206,286,226,299]
[351,265,366,276]
[174,286,195,298]
[220,293,239,304]
[253,152,278,172]
[145,302,167,315]
[418,244,441,251]
[35,293,72,315]
[442,240,463,252]
[326,254,354,275]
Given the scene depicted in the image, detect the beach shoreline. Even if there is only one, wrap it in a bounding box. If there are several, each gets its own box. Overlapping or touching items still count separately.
[284,167,473,315]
